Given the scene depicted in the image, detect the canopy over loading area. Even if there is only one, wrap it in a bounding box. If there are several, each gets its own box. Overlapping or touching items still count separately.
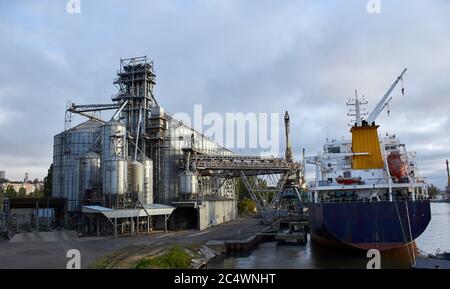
[82,204,175,237]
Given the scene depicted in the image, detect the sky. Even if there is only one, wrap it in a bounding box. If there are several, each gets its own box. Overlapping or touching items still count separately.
[0,0,449,188]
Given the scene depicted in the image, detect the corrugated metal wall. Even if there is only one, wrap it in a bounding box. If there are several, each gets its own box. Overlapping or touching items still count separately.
[53,117,236,212]
[159,117,234,204]
[52,120,101,212]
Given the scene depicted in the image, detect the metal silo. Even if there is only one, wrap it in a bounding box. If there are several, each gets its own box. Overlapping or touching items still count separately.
[130,160,144,196]
[143,159,153,204]
[52,133,65,199]
[102,155,127,196]
[101,120,126,160]
[79,152,101,196]
[179,171,198,196]
[52,120,102,212]
[101,121,127,197]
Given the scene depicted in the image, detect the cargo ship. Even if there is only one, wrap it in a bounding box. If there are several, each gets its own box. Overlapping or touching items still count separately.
[306,69,431,252]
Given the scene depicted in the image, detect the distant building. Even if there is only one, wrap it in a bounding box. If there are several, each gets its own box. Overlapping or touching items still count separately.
[0,182,44,195]
[24,173,29,183]
[0,171,5,180]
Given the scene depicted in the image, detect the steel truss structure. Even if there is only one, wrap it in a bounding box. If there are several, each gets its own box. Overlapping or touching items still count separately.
[179,152,303,223]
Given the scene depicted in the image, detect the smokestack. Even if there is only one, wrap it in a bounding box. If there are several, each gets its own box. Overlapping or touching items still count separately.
[284,111,293,162]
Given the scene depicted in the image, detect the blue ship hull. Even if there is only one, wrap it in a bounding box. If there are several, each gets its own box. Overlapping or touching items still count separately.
[309,200,431,251]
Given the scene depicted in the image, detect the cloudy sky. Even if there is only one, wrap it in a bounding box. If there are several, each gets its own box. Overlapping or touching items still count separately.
[0,0,449,188]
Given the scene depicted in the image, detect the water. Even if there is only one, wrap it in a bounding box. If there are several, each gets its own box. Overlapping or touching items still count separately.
[416,203,450,254]
[208,203,450,269]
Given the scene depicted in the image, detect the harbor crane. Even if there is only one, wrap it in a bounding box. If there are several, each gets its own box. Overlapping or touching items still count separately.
[365,68,407,124]
[446,159,450,187]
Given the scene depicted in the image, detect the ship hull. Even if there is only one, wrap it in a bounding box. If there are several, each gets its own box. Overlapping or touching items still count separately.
[309,200,431,252]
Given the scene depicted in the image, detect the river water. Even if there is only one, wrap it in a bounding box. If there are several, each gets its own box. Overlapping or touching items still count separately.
[208,203,450,269]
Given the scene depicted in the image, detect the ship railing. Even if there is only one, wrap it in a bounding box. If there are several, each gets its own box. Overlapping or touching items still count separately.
[309,177,428,189]
[315,195,429,204]
[311,177,390,187]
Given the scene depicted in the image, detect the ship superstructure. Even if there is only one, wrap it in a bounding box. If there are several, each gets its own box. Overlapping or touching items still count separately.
[308,134,428,203]
[306,69,431,252]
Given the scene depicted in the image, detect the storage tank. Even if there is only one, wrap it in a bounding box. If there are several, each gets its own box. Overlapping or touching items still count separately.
[130,161,144,195]
[52,120,102,212]
[101,120,126,160]
[179,171,197,195]
[101,121,127,196]
[143,159,153,205]
[79,152,101,195]
[102,155,127,195]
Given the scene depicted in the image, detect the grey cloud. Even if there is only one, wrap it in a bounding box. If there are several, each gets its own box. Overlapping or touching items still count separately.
[0,0,449,188]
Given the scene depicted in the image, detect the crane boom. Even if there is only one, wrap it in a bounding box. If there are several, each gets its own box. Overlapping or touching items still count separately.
[366,68,407,124]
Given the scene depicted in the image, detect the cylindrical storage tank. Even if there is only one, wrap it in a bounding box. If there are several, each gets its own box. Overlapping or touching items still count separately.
[179,171,197,195]
[53,120,101,212]
[101,120,126,160]
[102,155,127,195]
[143,159,153,205]
[79,152,101,195]
[130,161,144,195]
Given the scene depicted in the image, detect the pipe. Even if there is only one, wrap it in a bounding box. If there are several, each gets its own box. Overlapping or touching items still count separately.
[110,99,129,122]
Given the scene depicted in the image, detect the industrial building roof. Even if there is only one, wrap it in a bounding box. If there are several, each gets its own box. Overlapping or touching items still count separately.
[82,204,175,219]
[83,205,113,212]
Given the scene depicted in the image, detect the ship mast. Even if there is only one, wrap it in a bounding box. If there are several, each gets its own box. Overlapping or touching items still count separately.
[355,91,361,126]
[347,90,367,127]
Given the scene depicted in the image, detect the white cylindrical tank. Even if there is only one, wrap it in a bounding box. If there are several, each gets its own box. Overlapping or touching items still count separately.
[79,152,101,194]
[101,120,126,160]
[143,159,153,205]
[102,155,127,195]
[179,171,197,195]
[130,161,144,195]
[101,121,127,196]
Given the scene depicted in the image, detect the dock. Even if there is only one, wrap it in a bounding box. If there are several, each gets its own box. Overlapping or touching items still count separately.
[412,256,450,269]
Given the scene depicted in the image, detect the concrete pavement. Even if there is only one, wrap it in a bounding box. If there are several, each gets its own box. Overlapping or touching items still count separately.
[0,217,266,269]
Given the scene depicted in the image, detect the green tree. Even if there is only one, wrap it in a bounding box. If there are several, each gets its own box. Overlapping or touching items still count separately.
[428,184,440,199]
[30,188,44,198]
[18,187,27,198]
[5,186,17,199]
[43,164,53,197]
[238,197,257,215]
[236,177,268,201]
[236,178,250,200]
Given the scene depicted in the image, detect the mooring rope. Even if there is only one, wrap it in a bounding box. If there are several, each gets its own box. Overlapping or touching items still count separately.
[394,200,413,265]
[405,201,416,265]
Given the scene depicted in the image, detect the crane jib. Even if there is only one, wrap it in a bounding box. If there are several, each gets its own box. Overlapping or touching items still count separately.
[366,68,407,124]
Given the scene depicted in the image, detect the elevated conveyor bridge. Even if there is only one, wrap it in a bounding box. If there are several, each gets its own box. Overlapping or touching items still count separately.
[179,152,303,223]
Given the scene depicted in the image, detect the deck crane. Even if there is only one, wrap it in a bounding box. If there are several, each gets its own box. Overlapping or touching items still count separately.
[365,68,407,124]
